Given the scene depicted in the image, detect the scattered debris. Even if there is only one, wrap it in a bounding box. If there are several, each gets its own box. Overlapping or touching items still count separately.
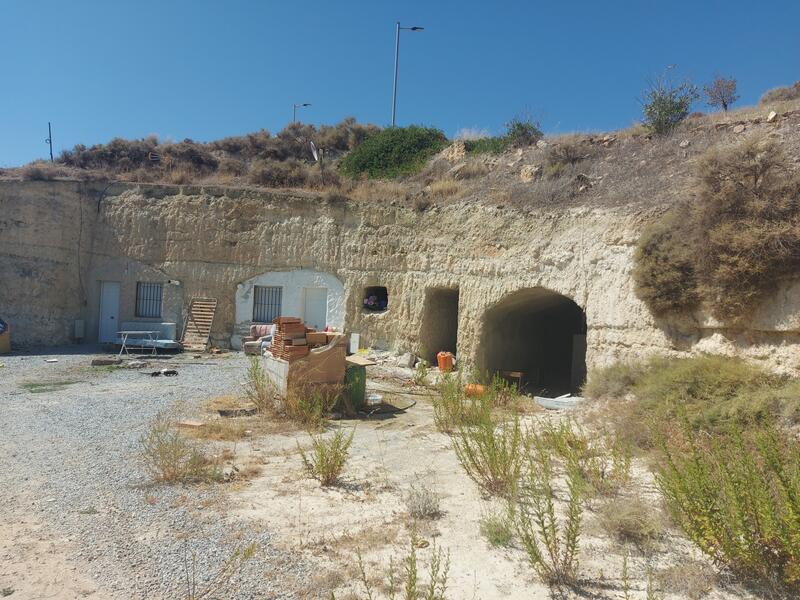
[534,393,585,410]
[218,406,257,418]
[767,110,778,123]
[536,139,548,149]
[124,360,148,369]
[733,124,746,134]
[679,139,690,148]
[45,359,58,363]
[90,357,122,367]
[176,420,205,429]
[146,369,178,377]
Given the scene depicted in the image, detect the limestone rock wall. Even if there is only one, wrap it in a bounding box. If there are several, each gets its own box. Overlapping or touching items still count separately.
[1,180,799,375]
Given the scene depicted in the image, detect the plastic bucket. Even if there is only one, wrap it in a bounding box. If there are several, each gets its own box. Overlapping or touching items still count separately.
[437,351,454,373]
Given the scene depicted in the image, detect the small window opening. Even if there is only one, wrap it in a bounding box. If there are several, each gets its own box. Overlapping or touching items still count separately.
[136,282,163,318]
[363,286,388,312]
[253,285,283,322]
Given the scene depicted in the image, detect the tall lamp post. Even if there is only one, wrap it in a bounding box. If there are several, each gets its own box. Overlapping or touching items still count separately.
[293,102,311,123]
[391,22,423,127]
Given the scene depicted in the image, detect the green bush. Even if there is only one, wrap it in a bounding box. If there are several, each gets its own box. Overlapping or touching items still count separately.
[657,420,800,588]
[464,136,509,155]
[451,413,524,499]
[641,77,698,135]
[582,361,648,400]
[593,355,800,450]
[299,428,354,486]
[338,126,447,179]
[516,428,583,587]
[633,136,800,322]
[464,116,542,155]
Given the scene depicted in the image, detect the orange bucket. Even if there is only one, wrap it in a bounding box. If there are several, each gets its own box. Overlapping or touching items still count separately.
[436,351,454,373]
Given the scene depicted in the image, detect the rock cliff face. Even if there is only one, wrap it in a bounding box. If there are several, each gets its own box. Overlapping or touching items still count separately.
[2,177,798,377]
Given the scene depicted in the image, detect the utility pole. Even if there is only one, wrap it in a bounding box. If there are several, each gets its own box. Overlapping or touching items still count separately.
[46,122,54,162]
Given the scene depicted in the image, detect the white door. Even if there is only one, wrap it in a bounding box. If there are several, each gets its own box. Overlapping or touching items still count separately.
[98,281,120,343]
[303,287,328,331]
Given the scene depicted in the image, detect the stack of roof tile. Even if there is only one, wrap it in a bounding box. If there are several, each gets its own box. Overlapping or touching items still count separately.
[270,317,310,361]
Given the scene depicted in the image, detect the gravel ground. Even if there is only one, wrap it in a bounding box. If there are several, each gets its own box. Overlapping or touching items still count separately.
[0,347,309,599]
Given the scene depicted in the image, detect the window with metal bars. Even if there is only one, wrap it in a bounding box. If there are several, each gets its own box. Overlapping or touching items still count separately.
[135,282,163,318]
[253,286,282,323]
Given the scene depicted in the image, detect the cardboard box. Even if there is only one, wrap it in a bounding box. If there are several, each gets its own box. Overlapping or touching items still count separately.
[306,332,328,346]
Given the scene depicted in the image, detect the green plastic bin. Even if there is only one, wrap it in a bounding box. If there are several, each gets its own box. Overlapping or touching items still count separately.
[345,364,367,412]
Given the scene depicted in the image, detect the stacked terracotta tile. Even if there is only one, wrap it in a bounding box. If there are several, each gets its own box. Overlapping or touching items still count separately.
[270,317,310,361]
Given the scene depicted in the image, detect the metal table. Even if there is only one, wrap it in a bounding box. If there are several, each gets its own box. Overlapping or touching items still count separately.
[116,330,159,357]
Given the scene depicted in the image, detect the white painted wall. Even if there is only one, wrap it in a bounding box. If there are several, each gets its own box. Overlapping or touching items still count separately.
[232,269,345,349]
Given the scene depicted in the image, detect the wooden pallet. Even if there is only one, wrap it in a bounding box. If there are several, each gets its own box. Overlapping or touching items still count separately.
[181,297,217,352]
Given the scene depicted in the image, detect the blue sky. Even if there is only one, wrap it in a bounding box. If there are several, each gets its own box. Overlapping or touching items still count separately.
[1,0,798,166]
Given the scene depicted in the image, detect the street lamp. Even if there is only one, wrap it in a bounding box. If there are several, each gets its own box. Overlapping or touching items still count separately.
[391,22,424,127]
[293,102,311,123]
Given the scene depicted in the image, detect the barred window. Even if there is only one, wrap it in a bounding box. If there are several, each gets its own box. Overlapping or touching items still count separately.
[136,282,163,318]
[253,286,282,323]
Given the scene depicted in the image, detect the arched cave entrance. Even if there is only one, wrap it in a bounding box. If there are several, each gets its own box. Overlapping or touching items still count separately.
[478,288,587,396]
[419,287,460,365]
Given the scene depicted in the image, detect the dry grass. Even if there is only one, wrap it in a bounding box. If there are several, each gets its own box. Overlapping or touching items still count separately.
[427,178,462,200]
[659,561,716,599]
[452,161,489,180]
[186,419,249,441]
[348,179,410,203]
[597,497,665,551]
[139,412,222,483]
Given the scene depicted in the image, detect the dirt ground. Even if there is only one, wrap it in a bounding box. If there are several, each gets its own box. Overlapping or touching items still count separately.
[0,351,760,599]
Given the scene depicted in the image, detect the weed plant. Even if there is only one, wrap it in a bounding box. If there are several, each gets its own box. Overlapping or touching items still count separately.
[299,428,354,486]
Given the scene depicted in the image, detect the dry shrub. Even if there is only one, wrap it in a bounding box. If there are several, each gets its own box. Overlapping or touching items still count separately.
[166,168,194,185]
[760,81,800,105]
[248,159,309,187]
[598,497,665,550]
[632,209,699,315]
[299,427,354,486]
[413,196,432,213]
[659,561,715,599]
[427,178,462,199]
[217,157,247,176]
[244,357,275,413]
[349,179,409,203]
[453,161,489,180]
[21,161,70,181]
[657,419,800,589]
[139,412,221,483]
[634,135,800,322]
[403,478,442,520]
[545,136,592,170]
